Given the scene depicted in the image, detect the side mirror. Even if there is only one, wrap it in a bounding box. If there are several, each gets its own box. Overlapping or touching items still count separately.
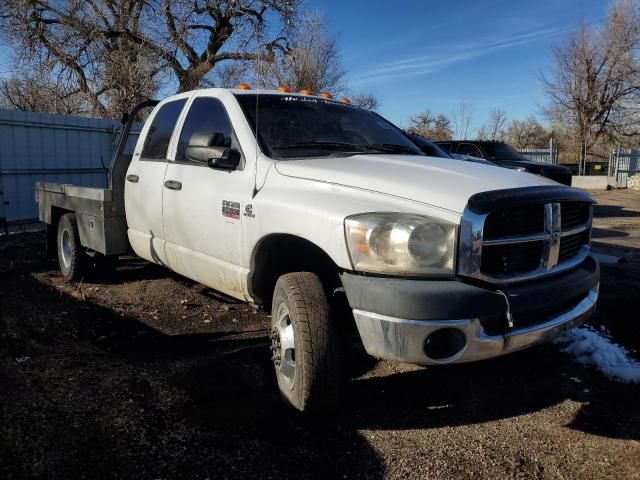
[185,145,240,170]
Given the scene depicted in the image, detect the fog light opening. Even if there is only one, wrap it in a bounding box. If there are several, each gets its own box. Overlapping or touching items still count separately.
[424,328,467,360]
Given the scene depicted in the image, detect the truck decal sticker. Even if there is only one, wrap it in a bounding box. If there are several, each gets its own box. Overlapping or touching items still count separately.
[281,95,356,109]
[222,200,240,220]
[243,204,255,218]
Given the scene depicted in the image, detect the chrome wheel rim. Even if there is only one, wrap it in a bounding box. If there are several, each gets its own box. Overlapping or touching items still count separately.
[60,230,72,269]
[271,303,296,389]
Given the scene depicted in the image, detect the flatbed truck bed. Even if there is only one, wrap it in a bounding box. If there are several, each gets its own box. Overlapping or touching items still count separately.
[36,100,158,258]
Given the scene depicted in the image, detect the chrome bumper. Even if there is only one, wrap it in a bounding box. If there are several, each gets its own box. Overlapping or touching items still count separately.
[352,284,599,365]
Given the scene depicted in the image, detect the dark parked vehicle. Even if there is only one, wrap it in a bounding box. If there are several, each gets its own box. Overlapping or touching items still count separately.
[407,133,495,165]
[436,140,573,186]
[405,133,453,159]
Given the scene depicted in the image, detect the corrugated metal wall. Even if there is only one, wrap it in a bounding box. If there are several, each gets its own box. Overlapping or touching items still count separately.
[518,139,559,165]
[0,109,139,231]
[519,148,556,164]
[609,148,640,187]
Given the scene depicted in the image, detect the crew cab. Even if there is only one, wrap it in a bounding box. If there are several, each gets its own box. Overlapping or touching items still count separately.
[37,88,599,412]
[436,140,573,185]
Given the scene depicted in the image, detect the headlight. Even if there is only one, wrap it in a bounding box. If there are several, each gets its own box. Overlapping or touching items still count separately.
[344,213,457,276]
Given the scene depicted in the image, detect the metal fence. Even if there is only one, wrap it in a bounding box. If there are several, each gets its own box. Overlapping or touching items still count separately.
[0,109,139,232]
[518,139,559,165]
[609,148,640,188]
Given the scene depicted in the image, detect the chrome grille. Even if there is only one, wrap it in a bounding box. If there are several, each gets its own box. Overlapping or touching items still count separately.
[481,241,544,274]
[559,230,590,263]
[483,204,545,239]
[561,202,591,230]
[458,201,592,283]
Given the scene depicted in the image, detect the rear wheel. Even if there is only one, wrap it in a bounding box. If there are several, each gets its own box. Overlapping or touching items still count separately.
[270,272,340,412]
[57,213,88,282]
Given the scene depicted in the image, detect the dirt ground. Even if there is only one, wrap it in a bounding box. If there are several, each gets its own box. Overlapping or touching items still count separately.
[1,189,640,480]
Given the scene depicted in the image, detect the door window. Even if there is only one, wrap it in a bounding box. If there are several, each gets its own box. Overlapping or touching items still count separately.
[140,99,186,160]
[175,97,235,162]
[456,143,485,158]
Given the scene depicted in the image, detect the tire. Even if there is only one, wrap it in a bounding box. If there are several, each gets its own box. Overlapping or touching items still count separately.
[270,272,340,412]
[57,213,88,282]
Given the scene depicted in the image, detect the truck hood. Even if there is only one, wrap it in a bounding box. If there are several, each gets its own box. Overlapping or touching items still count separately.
[274,154,557,214]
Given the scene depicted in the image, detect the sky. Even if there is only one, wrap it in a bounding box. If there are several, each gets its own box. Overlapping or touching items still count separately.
[0,0,608,131]
[312,0,607,130]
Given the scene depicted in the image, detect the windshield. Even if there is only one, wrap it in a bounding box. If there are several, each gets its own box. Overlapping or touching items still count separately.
[481,142,527,160]
[235,94,423,159]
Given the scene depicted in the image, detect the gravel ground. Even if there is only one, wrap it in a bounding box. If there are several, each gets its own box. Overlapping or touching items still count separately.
[1,189,640,480]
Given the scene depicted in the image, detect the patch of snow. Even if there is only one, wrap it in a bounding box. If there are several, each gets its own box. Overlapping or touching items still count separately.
[554,326,640,384]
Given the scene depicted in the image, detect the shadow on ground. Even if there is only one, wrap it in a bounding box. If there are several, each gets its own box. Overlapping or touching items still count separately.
[2,229,640,479]
[593,203,640,218]
[2,264,640,480]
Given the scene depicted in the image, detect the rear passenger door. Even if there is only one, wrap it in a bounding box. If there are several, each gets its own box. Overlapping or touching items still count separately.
[162,95,251,300]
[125,98,187,266]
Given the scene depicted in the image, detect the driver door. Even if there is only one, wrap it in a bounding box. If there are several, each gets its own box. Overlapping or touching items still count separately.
[162,95,251,300]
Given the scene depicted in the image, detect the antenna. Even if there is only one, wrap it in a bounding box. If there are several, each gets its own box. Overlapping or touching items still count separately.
[252,90,259,198]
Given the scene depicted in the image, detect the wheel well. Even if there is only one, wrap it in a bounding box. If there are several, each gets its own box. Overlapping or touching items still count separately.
[250,234,342,311]
[46,207,73,257]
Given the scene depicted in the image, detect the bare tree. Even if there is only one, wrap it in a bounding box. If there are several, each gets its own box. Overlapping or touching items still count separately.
[507,117,550,149]
[100,46,164,116]
[477,109,508,141]
[254,12,343,93]
[408,110,453,141]
[206,61,253,89]
[542,0,640,172]
[1,0,164,116]
[350,91,380,110]
[1,0,297,117]
[452,101,474,140]
[0,74,88,115]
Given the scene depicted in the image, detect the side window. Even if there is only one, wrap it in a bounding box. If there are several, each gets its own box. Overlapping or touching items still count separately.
[175,97,235,162]
[140,99,186,160]
[438,143,453,152]
[457,143,485,158]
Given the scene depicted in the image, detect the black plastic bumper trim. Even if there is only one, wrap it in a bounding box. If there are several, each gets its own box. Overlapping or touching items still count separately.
[340,255,599,321]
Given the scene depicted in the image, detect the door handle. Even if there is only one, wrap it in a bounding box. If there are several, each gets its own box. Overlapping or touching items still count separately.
[126,174,139,183]
[164,180,182,191]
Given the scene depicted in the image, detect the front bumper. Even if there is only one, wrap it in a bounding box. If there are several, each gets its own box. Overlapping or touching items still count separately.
[341,256,599,365]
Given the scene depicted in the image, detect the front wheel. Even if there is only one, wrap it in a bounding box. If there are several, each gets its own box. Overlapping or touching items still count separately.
[270,272,340,412]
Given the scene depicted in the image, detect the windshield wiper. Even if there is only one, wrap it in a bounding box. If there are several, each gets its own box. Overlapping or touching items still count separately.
[271,141,375,151]
[367,143,422,155]
[271,141,421,155]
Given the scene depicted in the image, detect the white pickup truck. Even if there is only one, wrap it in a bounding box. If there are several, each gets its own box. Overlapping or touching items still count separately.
[37,87,600,412]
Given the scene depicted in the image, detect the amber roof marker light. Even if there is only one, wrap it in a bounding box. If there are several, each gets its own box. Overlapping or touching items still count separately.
[339,97,351,104]
[237,83,252,90]
[277,86,291,93]
[318,92,333,99]
[298,89,314,95]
